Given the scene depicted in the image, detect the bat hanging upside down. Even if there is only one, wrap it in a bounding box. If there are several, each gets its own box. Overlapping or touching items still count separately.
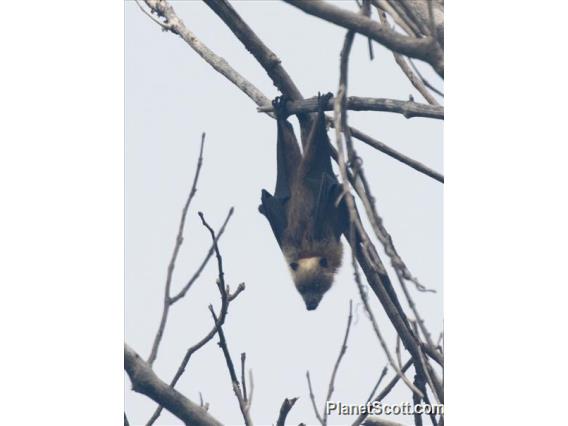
[259,93,348,310]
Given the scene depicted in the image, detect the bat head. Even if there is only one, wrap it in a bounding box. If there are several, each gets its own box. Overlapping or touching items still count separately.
[283,240,343,310]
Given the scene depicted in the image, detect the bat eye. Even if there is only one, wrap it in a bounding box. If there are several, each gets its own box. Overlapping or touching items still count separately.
[290,262,299,271]
[319,257,328,268]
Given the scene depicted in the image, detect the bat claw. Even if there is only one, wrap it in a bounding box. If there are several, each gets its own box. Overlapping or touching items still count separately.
[317,92,333,112]
[272,95,290,118]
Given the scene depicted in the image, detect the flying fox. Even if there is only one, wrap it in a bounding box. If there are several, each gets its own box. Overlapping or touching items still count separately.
[259,93,348,310]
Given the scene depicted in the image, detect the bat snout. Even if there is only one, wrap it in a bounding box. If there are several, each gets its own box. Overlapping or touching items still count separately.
[289,256,336,311]
[306,301,318,311]
[303,293,322,311]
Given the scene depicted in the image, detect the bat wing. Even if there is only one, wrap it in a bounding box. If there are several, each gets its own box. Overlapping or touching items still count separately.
[313,173,348,240]
[273,96,302,200]
[259,189,287,247]
[259,96,301,247]
[301,92,347,240]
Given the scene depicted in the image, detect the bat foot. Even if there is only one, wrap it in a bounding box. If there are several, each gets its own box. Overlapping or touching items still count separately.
[272,95,290,118]
[317,92,333,112]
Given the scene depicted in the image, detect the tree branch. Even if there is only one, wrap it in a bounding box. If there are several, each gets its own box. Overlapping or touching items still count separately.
[322,301,354,425]
[306,371,324,425]
[257,96,443,120]
[365,366,388,404]
[276,397,299,426]
[283,0,443,76]
[146,210,244,426]
[141,0,443,183]
[143,0,270,108]
[148,133,206,367]
[347,125,443,183]
[210,308,253,426]
[125,344,223,426]
[351,359,413,426]
[334,27,423,400]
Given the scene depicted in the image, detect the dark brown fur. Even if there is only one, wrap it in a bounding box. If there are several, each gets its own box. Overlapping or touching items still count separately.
[259,93,347,310]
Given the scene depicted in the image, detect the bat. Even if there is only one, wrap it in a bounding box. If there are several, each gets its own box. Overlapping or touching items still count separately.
[259,92,348,310]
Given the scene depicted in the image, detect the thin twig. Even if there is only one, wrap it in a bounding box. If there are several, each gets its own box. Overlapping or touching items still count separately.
[306,371,324,425]
[146,210,244,425]
[334,26,423,400]
[148,133,206,367]
[197,210,252,426]
[365,366,388,404]
[143,0,270,108]
[395,335,402,370]
[383,0,423,37]
[209,307,252,426]
[352,359,413,426]
[351,246,422,398]
[283,0,443,76]
[246,370,254,412]
[323,300,354,425]
[395,270,436,349]
[409,58,444,97]
[241,352,248,403]
[346,125,443,183]
[136,0,171,30]
[276,397,299,426]
[373,0,418,37]
[170,208,234,303]
[375,6,438,105]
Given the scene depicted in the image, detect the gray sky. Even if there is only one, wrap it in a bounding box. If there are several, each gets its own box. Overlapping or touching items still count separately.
[125,1,443,425]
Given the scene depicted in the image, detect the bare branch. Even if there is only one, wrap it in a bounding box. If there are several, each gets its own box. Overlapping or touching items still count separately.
[142,0,442,183]
[276,397,299,426]
[365,366,388,404]
[306,371,324,425]
[396,270,436,349]
[283,0,443,76]
[374,7,438,105]
[392,0,430,37]
[246,370,254,413]
[200,0,443,185]
[241,352,248,403]
[143,0,270,108]
[136,0,171,30]
[170,209,234,303]
[146,211,244,426]
[257,96,443,120]
[125,344,223,426]
[352,359,413,426]
[347,125,443,183]
[202,0,317,143]
[322,300,354,425]
[409,59,444,97]
[210,307,253,426]
[148,133,206,367]
[334,26,423,400]
[412,373,424,426]
[373,0,418,37]
[351,246,422,398]
[203,0,303,101]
